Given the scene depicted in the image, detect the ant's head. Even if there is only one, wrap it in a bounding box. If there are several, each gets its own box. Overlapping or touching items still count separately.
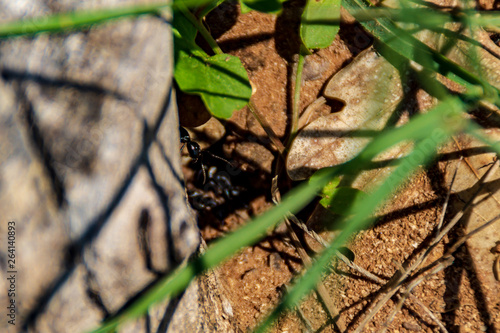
[187,141,201,161]
[180,127,190,143]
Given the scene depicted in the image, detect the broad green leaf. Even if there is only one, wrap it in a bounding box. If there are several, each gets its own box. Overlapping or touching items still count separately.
[174,52,252,118]
[300,0,341,49]
[240,1,253,14]
[172,10,200,65]
[173,10,251,118]
[239,0,285,14]
[195,0,226,19]
[319,186,368,216]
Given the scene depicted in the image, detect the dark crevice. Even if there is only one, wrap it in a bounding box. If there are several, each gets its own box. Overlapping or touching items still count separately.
[17,87,67,207]
[144,158,178,267]
[138,208,163,276]
[1,68,128,101]
[84,269,110,319]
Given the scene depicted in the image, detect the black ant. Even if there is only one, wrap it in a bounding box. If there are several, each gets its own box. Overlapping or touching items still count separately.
[179,127,232,184]
[187,166,245,212]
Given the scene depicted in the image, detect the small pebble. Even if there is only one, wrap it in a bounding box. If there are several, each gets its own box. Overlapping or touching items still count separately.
[402,321,421,331]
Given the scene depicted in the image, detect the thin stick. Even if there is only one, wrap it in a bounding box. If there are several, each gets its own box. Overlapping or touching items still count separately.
[284,285,315,333]
[283,218,345,330]
[423,213,500,270]
[378,294,408,333]
[298,97,326,130]
[379,257,453,333]
[287,212,386,285]
[353,159,499,333]
[407,295,449,333]
[248,99,286,155]
[271,177,346,332]
[436,158,461,231]
[287,53,306,148]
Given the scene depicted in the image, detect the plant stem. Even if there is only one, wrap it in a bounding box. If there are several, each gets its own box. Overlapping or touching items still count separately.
[177,0,223,55]
[248,99,286,155]
[288,52,306,147]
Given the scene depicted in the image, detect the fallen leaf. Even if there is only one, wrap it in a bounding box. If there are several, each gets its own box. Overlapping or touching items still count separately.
[287,47,408,183]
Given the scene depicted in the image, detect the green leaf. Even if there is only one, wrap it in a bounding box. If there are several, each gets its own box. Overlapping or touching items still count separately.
[300,0,341,50]
[174,52,252,118]
[173,10,251,118]
[319,186,368,215]
[173,10,198,46]
[239,0,285,14]
[239,1,253,14]
[195,0,226,19]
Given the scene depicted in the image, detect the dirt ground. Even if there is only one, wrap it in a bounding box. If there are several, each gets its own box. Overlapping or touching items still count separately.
[179,1,500,332]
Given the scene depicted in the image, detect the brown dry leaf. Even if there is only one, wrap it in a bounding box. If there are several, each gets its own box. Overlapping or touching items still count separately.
[286,46,408,182]
[285,15,500,331]
[287,24,500,183]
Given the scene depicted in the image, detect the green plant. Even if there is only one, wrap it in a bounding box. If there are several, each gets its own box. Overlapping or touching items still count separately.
[1,0,499,332]
[173,1,252,118]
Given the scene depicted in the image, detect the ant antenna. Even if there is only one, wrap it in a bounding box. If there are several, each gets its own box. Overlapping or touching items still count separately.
[205,151,233,167]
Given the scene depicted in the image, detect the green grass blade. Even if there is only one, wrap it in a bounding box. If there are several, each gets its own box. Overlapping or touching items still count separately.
[89,96,469,333]
[0,2,168,37]
[88,172,330,333]
[465,122,500,156]
[474,12,500,29]
[254,97,469,332]
[0,0,219,38]
[343,0,500,106]
[255,138,449,332]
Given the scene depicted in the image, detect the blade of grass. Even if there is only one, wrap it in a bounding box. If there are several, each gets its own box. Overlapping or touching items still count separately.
[0,0,219,38]
[88,169,330,333]
[254,97,468,332]
[255,137,453,333]
[299,8,498,31]
[0,2,167,37]
[344,0,500,106]
[89,96,467,333]
[465,121,500,156]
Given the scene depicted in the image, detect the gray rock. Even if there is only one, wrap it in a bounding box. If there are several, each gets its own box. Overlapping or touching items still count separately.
[0,2,236,332]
